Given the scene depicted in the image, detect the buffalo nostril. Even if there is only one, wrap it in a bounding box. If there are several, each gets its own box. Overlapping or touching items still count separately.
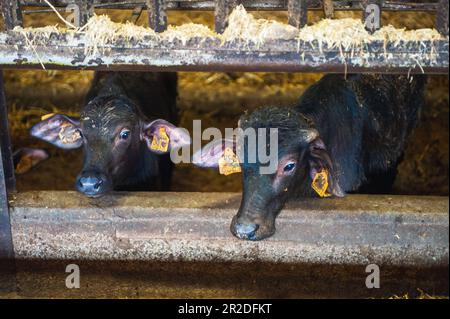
[94,179,103,190]
[77,176,103,193]
[234,223,259,240]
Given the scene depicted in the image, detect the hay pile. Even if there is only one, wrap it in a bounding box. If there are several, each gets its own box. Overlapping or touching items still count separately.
[296,16,444,54]
[222,5,298,43]
[12,4,446,56]
[163,23,218,44]
[83,15,157,55]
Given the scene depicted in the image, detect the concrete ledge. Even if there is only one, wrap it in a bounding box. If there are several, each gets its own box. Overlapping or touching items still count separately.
[8,191,449,267]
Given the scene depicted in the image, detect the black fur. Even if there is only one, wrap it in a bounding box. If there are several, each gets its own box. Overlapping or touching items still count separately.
[82,71,178,191]
[232,74,426,240]
[296,73,425,193]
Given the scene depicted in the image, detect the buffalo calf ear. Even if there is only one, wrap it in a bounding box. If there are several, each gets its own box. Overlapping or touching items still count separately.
[142,119,191,154]
[30,114,83,149]
[307,138,345,198]
[192,138,237,169]
[13,148,49,174]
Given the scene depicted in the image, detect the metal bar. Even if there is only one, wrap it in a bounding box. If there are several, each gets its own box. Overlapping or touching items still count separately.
[323,0,335,18]
[0,72,16,294]
[0,72,15,192]
[74,0,95,27]
[0,0,23,30]
[0,33,447,74]
[214,0,238,34]
[436,0,449,36]
[146,0,167,32]
[17,0,440,11]
[362,0,382,32]
[288,0,308,28]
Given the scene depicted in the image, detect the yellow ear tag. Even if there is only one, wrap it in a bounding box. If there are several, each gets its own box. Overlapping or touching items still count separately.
[41,113,55,121]
[150,127,170,152]
[311,170,332,198]
[219,147,241,176]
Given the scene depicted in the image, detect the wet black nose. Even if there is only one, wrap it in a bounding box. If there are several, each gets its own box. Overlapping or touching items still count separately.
[76,171,109,197]
[232,223,259,241]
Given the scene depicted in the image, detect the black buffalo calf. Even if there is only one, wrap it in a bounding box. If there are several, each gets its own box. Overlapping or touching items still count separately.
[194,74,426,240]
[31,72,190,197]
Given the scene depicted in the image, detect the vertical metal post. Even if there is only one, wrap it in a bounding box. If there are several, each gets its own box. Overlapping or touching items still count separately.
[146,0,168,32]
[215,0,238,34]
[436,0,449,36]
[0,0,23,30]
[323,0,334,19]
[288,0,308,29]
[0,71,16,294]
[362,0,382,33]
[73,0,94,27]
[130,5,144,24]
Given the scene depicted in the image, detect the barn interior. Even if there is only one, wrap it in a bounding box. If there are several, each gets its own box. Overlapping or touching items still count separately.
[0,3,448,299]
[4,8,449,196]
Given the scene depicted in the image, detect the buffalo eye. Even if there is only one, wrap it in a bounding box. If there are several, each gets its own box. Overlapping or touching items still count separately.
[119,129,131,140]
[283,162,296,173]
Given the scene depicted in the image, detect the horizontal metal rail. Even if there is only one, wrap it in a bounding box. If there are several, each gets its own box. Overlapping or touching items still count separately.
[18,0,441,11]
[0,32,447,73]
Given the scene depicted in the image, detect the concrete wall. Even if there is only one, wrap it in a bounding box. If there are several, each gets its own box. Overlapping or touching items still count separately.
[4,191,449,298]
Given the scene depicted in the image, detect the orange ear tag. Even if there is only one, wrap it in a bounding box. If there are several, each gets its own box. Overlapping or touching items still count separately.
[150,127,170,152]
[219,147,241,176]
[41,113,56,121]
[311,170,332,197]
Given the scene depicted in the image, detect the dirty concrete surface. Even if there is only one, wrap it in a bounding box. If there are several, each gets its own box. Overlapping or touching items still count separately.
[4,191,450,298]
[9,192,449,266]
